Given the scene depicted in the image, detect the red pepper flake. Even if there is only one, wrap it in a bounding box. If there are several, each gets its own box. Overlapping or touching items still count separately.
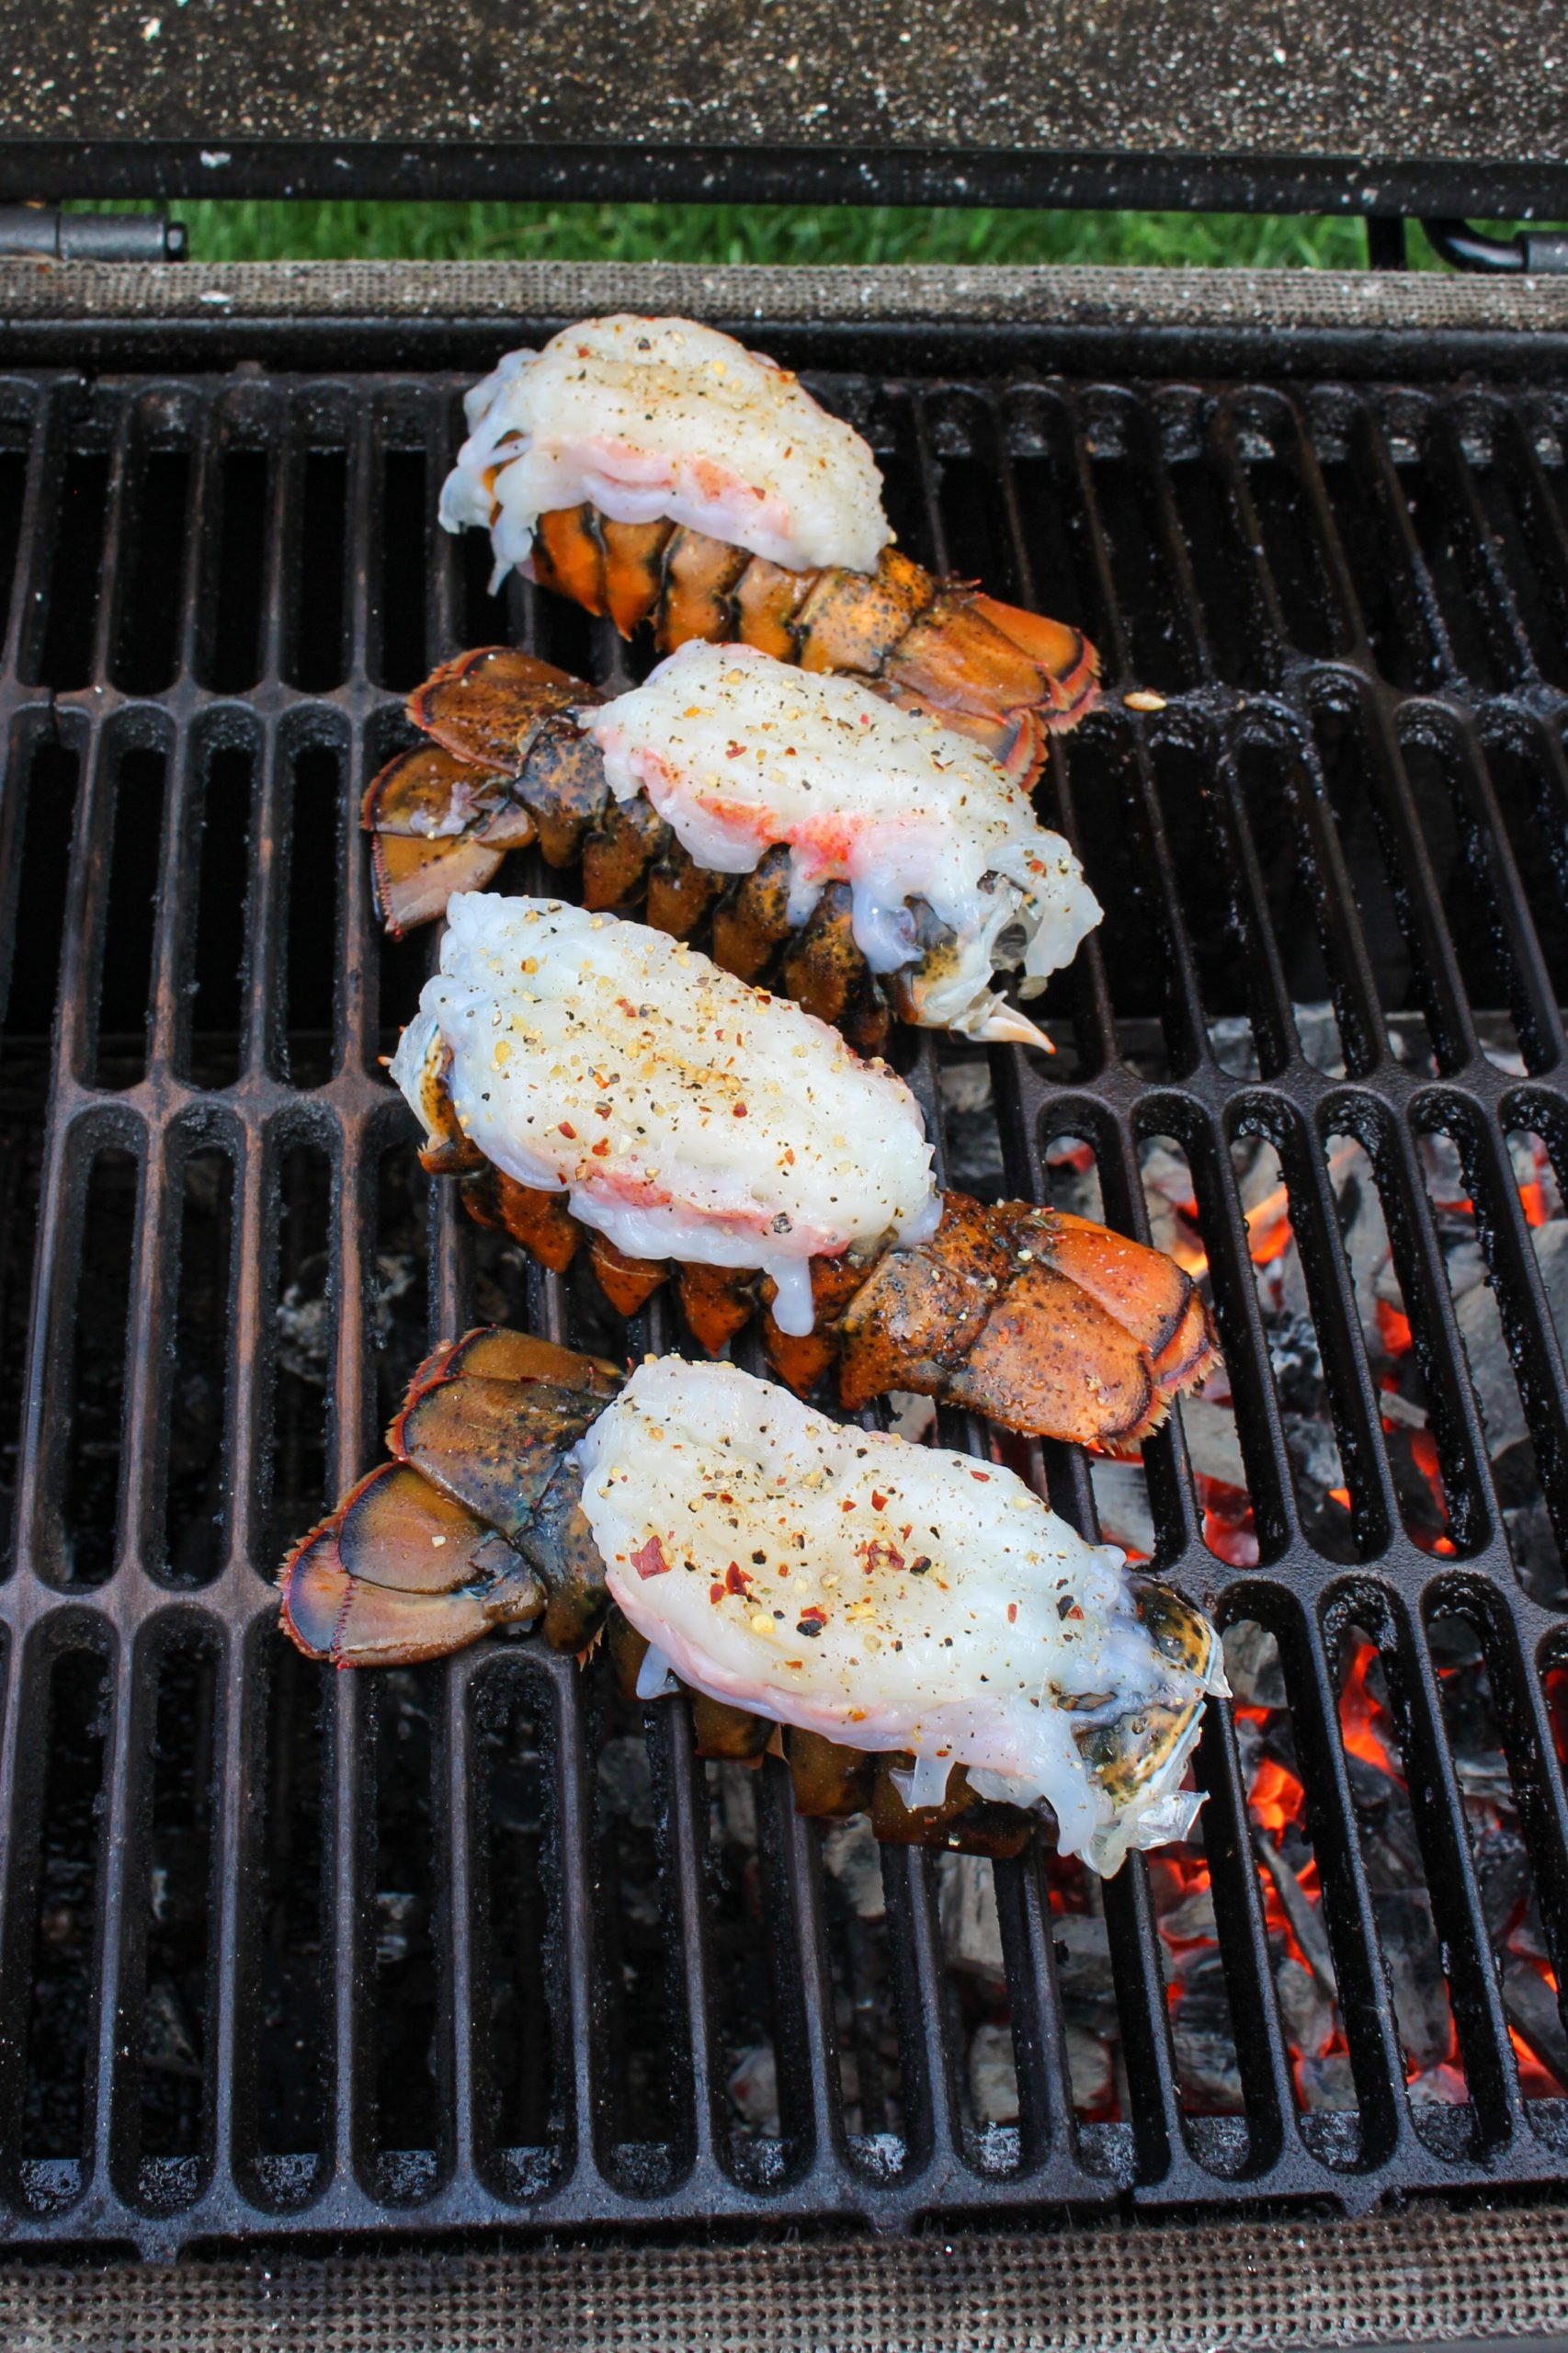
[840,1498,856,1513]
[733,1102,747,1118]
[559,1121,577,1140]
[591,1139,610,1156]
[724,1561,752,1597]
[1007,1602,1018,1624]
[971,1471,991,1483]
[631,1534,670,1579]
[870,1490,887,1512]
[710,1582,726,1605]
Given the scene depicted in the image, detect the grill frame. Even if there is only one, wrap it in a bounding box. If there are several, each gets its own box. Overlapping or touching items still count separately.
[3,301,1568,2256]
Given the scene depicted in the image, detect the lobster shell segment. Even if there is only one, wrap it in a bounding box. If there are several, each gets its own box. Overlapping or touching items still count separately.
[837,1196,1218,1453]
[411,644,592,771]
[392,1372,602,1541]
[336,1461,514,1594]
[279,1331,619,1670]
[279,1524,541,1669]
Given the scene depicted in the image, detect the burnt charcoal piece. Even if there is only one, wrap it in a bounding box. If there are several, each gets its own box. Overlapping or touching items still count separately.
[1169,1949,1246,2114]
[1502,1956,1568,2091]
[1377,1892,1457,2075]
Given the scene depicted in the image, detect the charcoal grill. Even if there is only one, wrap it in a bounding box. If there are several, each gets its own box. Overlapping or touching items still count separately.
[2,267,1568,2256]
[7,6,1568,2333]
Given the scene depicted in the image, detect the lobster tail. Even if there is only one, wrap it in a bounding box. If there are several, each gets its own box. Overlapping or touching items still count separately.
[362,637,1098,1053]
[395,934,1214,1457]
[837,1195,1219,1453]
[276,1329,1221,1867]
[362,648,609,935]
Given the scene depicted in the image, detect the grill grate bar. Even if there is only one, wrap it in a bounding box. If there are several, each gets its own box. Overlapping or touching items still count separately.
[552,1651,608,2205]
[1270,1098,1403,1552]
[1288,1602,1410,2172]
[1356,404,1461,691]
[435,1658,470,2203]
[771,1785,851,2188]
[656,1695,721,2187]
[1449,715,1568,1069]
[1391,1606,1523,2146]
[1188,1687,1298,2163]
[1376,1102,1505,1559]
[1424,406,1540,689]
[1098,1848,1187,2188]
[1459,1110,1568,1541]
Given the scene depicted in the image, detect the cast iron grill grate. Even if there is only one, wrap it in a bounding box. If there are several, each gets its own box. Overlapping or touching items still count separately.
[4,351,1568,2254]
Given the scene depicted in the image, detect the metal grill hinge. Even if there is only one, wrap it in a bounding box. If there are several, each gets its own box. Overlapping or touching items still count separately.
[0,204,187,262]
[1422,218,1568,274]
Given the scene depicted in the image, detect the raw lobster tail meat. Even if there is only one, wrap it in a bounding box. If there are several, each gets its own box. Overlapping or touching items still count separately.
[280,1346,1226,1876]
[437,316,1100,761]
[364,639,1102,1055]
[392,894,1219,1451]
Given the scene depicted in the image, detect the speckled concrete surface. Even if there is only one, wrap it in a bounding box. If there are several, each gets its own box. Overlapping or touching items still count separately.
[5,256,1568,332]
[5,0,1565,165]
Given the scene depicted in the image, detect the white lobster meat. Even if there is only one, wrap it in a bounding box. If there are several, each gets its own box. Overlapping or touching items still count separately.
[588,641,1102,1039]
[390,892,938,1337]
[578,1358,1226,1875]
[439,314,892,584]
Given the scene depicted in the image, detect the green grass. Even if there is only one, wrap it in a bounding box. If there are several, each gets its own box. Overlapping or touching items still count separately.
[73,201,1381,269]
[74,201,1565,268]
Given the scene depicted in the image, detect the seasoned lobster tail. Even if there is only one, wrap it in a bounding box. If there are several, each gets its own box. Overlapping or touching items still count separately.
[392,895,1216,1450]
[278,1336,1224,1872]
[438,318,1099,771]
[362,640,1105,1056]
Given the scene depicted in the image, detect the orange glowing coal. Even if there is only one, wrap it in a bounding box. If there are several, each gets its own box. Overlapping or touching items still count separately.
[1339,1641,1400,1780]
[1520,1177,1552,1229]
[1376,1299,1414,1355]
[1249,1753,1307,1837]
